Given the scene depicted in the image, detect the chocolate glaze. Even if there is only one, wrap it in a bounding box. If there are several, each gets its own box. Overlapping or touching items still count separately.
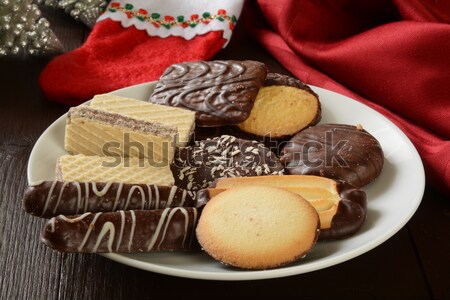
[23,181,196,218]
[319,180,367,240]
[41,208,198,253]
[171,135,284,193]
[281,124,384,188]
[195,178,367,240]
[149,60,267,127]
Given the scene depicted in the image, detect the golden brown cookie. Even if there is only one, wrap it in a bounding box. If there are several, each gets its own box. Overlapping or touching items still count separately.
[196,186,319,270]
[199,175,367,240]
[237,73,321,139]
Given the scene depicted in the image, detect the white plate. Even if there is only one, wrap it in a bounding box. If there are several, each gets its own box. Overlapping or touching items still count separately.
[28,82,425,281]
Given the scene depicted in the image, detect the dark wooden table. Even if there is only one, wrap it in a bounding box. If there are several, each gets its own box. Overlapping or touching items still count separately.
[1,9,449,300]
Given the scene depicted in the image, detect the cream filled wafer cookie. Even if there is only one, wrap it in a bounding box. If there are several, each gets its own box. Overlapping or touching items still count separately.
[237,73,321,139]
[196,186,319,269]
[23,181,195,218]
[56,154,174,186]
[65,105,177,163]
[198,175,367,239]
[89,94,195,147]
[41,208,198,253]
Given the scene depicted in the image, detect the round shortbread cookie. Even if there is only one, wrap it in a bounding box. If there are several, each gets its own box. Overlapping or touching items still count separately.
[196,186,319,270]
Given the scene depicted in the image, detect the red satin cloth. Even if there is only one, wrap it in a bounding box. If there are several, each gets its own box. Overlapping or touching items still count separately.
[245,0,450,193]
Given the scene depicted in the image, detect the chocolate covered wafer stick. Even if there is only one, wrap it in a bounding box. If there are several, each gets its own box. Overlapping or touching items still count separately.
[41,208,198,253]
[23,181,196,218]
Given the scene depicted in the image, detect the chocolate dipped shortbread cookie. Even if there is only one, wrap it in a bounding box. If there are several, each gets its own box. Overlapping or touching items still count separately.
[171,135,284,193]
[281,124,384,188]
[199,175,367,240]
[149,60,267,127]
[237,73,321,139]
[23,181,196,218]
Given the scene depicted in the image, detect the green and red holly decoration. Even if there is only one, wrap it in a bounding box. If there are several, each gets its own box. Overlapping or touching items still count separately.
[108,2,238,30]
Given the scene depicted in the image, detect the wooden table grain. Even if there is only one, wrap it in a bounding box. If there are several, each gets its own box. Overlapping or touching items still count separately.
[1,9,449,300]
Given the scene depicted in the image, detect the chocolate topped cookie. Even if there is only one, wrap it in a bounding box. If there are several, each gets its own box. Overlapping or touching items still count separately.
[171,135,284,192]
[281,124,384,188]
[149,60,267,127]
[23,181,196,218]
[41,208,199,253]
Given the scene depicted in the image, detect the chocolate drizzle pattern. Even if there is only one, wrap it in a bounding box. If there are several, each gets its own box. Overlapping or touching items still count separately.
[23,181,196,218]
[149,60,267,127]
[172,135,284,193]
[41,208,199,253]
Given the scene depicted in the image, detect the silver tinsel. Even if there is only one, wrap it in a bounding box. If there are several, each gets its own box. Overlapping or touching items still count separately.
[0,0,63,55]
[37,0,108,28]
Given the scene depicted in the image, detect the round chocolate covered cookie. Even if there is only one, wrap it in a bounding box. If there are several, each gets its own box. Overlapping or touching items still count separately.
[171,135,284,193]
[281,124,384,188]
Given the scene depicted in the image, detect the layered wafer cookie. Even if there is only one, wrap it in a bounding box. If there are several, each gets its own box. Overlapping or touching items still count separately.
[65,98,192,163]
[89,94,195,147]
[41,208,199,253]
[23,181,196,218]
[56,154,174,186]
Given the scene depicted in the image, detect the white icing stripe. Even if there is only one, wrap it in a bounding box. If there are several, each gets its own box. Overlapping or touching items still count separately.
[147,208,170,251]
[74,182,82,214]
[84,182,89,212]
[93,221,115,253]
[154,184,160,209]
[92,182,113,197]
[128,210,136,251]
[166,186,177,208]
[42,181,58,215]
[52,181,68,214]
[180,190,187,207]
[125,185,145,210]
[77,212,101,251]
[116,210,125,252]
[59,212,91,222]
[158,207,189,249]
[180,208,190,248]
[50,218,56,233]
[145,184,151,209]
[112,182,123,211]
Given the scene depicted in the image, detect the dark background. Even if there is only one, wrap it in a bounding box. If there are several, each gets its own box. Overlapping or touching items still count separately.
[1,8,449,300]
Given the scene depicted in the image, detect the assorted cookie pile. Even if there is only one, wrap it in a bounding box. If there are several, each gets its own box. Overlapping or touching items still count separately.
[23,60,384,270]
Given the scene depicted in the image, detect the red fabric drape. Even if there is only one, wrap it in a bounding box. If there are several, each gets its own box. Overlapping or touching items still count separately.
[245,0,450,193]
